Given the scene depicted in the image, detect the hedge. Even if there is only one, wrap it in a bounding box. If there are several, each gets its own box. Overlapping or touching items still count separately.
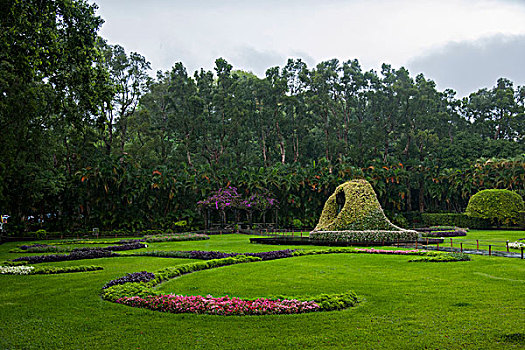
[421,213,491,229]
[310,230,419,244]
[466,189,524,225]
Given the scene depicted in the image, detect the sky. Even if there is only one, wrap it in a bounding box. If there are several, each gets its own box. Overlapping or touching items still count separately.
[92,0,525,97]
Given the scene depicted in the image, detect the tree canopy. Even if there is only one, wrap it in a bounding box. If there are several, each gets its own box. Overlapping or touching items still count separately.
[1,0,524,232]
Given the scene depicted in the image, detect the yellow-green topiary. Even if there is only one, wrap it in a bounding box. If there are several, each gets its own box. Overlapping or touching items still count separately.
[310,180,418,243]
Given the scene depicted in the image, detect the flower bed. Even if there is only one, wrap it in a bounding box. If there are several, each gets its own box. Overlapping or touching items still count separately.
[419,227,468,238]
[103,271,156,289]
[0,266,35,274]
[354,248,424,255]
[12,249,119,264]
[144,234,209,243]
[128,249,295,261]
[508,241,525,249]
[116,294,320,316]
[101,255,359,316]
[0,265,103,274]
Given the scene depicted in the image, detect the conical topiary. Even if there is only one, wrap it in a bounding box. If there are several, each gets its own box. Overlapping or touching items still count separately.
[310,180,417,244]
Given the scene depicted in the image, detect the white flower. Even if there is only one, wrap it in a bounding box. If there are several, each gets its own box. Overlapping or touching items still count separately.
[0,266,35,275]
[508,241,525,249]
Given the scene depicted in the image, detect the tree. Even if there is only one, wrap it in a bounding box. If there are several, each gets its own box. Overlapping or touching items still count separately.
[0,0,106,229]
[98,42,151,155]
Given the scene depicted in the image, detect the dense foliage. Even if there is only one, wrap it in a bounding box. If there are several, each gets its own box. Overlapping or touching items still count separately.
[313,180,404,231]
[466,189,524,225]
[103,271,156,290]
[12,249,119,264]
[1,1,524,233]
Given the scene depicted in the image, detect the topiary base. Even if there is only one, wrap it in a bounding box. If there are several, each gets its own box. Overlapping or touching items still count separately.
[310,230,418,244]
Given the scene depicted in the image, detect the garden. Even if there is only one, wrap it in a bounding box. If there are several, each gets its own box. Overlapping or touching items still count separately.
[1,230,524,349]
[1,181,525,348]
[2,1,525,348]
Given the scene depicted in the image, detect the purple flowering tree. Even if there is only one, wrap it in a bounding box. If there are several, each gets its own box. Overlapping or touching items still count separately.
[198,186,278,229]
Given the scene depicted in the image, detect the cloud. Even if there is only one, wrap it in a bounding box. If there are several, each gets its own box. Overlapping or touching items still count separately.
[407,34,525,97]
[228,47,285,76]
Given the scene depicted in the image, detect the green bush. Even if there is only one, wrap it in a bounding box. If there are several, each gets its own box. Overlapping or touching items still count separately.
[421,213,491,229]
[409,252,471,262]
[173,220,187,227]
[34,229,47,239]
[33,265,103,274]
[292,219,303,229]
[519,211,525,229]
[465,189,524,226]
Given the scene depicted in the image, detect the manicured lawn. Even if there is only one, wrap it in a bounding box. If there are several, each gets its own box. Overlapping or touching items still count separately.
[438,230,525,252]
[1,233,524,349]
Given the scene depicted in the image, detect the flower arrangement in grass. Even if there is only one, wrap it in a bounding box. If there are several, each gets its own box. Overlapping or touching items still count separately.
[116,294,320,316]
[508,241,525,249]
[0,266,35,274]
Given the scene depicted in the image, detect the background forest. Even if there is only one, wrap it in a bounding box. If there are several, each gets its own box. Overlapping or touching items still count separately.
[1,1,524,232]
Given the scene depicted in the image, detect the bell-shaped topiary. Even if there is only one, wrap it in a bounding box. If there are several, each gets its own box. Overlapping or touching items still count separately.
[310,180,418,243]
[465,189,524,226]
[313,179,402,231]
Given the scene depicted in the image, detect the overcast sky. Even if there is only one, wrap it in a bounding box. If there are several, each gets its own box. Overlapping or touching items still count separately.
[92,0,525,97]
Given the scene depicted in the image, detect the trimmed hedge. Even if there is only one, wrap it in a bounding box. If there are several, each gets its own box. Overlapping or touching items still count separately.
[409,252,471,262]
[310,230,419,244]
[421,213,491,229]
[314,180,405,231]
[466,189,524,225]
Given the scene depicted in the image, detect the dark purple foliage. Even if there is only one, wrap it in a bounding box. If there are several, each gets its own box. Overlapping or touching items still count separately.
[103,271,156,289]
[20,244,49,250]
[12,249,119,264]
[117,239,146,244]
[188,249,294,261]
[71,243,146,253]
[424,230,467,237]
[243,249,294,260]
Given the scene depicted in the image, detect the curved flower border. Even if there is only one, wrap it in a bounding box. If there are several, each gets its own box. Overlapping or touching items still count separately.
[101,248,436,316]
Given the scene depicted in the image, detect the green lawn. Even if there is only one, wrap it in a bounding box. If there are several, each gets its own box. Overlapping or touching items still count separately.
[1,233,524,349]
[436,230,525,253]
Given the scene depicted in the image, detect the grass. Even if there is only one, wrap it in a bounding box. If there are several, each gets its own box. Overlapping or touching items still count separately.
[0,232,524,349]
[436,230,525,253]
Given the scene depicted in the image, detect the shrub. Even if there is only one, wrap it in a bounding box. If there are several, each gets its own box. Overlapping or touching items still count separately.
[12,249,119,264]
[409,252,471,262]
[466,189,524,226]
[421,227,467,237]
[144,233,208,243]
[34,229,47,239]
[101,282,156,302]
[32,265,103,274]
[310,230,418,244]
[129,251,192,258]
[421,213,491,229]
[103,271,156,289]
[292,219,303,229]
[173,220,187,227]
